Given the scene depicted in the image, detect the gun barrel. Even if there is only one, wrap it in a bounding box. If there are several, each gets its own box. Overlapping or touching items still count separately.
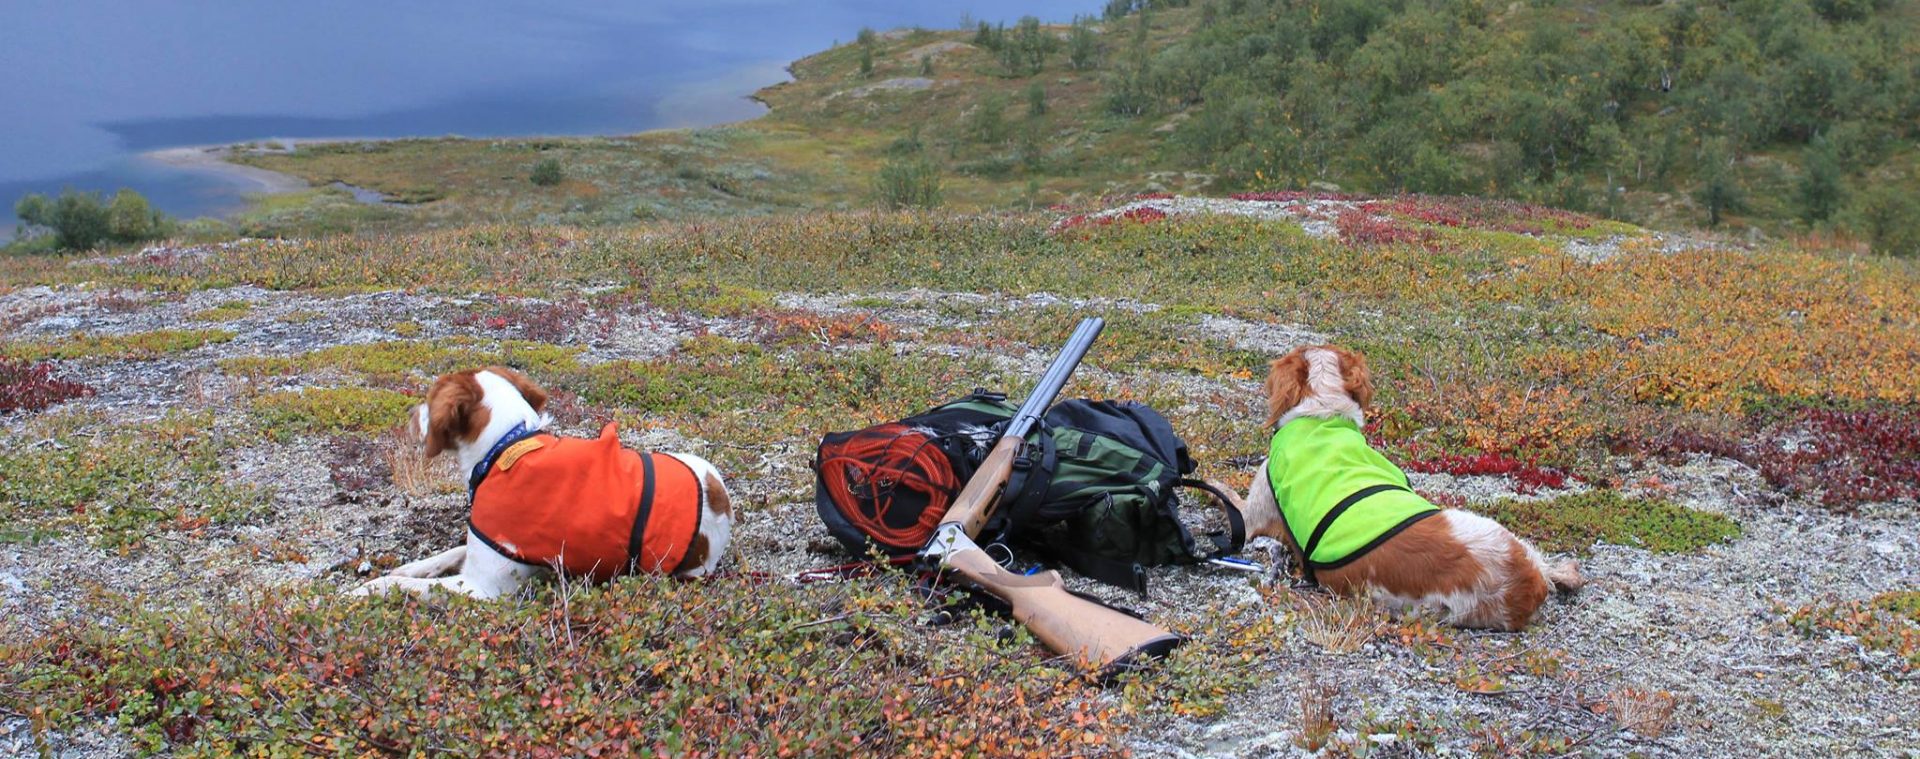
[1005,317,1103,440]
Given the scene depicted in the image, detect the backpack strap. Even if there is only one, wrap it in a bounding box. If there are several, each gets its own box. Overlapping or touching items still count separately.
[1002,421,1059,531]
[1176,478,1246,558]
[1047,536,1150,596]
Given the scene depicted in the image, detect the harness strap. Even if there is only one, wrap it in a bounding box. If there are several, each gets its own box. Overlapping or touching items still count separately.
[1299,483,1411,584]
[627,452,657,573]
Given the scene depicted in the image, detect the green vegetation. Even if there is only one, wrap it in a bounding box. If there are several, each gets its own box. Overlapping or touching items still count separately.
[0,575,1149,756]
[0,412,264,548]
[218,2,1919,250]
[1129,0,1920,244]
[219,338,582,387]
[873,155,943,209]
[252,387,419,439]
[1474,490,1741,555]
[3,328,234,362]
[188,300,253,321]
[12,188,171,252]
[1787,589,1920,673]
[529,157,565,186]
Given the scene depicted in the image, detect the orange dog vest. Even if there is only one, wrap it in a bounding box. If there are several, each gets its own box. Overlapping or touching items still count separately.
[468,423,701,581]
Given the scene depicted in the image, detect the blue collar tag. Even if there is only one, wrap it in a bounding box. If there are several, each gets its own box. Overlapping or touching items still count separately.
[467,421,533,496]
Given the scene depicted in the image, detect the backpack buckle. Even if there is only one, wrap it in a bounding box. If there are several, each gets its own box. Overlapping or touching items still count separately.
[969,387,1007,402]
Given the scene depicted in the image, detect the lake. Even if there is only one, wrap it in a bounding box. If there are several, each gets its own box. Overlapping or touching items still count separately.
[0,0,1099,238]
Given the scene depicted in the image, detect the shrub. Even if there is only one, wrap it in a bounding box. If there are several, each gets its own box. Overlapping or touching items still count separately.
[1472,490,1740,555]
[0,413,263,548]
[13,188,168,251]
[0,358,95,413]
[1851,184,1920,257]
[107,189,168,242]
[0,576,1124,755]
[1693,140,1746,227]
[966,95,1009,144]
[529,158,565,187]
[1025,82,1048,117]
[998,16,1057,76]
[1067,16,1102,70]
[1749,408,1920,511]
[15,190,108,251]
[1786,593,1919,673]
[1797,137,1846,224]
[873,156,943,210]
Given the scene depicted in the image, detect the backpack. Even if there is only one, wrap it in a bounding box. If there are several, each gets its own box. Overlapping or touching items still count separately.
[812,390,1245,593]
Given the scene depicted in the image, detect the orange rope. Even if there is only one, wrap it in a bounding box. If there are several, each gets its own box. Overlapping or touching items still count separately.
[818,425,960,550]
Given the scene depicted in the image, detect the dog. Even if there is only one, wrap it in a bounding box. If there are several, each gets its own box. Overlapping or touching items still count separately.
[1229,345,1583,630]
[349,366,733,599]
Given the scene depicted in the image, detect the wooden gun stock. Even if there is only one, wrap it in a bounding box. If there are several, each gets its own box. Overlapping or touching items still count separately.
[920,317,1185,679]
[939,538,1185,680]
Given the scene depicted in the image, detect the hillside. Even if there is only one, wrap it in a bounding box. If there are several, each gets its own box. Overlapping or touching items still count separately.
[213,1,1920,255]
[2,196,1917,755]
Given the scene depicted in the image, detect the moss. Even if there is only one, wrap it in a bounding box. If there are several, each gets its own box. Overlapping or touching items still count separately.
[645,280,777,317]
[188,300,254,322]
[220,338,581,386]
[0,412,265,548]
[252,387,418,440]
[1474,490,1740,555]
[3,329,235,361]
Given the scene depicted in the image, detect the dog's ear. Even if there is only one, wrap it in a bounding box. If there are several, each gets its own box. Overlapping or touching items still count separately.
[1330,346,1374,410]
[1547,560,1586,594]
[1262,347,1312,427]
[485,365,548,414]
[423,371,485,459]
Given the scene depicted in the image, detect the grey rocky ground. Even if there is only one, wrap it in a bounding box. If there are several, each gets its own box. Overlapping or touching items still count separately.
[1,272,1915,757]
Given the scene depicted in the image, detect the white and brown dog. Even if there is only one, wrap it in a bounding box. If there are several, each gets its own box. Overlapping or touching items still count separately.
[1231,345,1583,630]
[350,366,732,599]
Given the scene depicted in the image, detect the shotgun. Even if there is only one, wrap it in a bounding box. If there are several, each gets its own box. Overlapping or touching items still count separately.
[919,317,1185,680]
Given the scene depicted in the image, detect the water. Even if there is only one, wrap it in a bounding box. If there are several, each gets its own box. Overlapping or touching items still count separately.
[0,0,1098,238]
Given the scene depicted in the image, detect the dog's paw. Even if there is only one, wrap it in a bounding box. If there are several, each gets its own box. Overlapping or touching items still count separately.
[346,577,400,597]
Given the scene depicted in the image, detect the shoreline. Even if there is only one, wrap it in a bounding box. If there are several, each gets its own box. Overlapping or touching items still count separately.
[128,56,798,212]
[141,144,313,196]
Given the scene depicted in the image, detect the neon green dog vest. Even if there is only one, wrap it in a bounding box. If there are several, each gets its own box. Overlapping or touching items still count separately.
[1267,416,1439,573]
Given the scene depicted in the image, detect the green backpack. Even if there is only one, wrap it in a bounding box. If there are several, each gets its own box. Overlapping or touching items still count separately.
[813,391,1245,593]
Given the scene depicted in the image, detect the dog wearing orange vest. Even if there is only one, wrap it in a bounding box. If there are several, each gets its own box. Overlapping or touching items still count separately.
[349,366,733,599]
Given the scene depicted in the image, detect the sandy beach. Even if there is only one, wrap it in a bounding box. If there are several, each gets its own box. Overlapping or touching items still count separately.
[141,144,311,195]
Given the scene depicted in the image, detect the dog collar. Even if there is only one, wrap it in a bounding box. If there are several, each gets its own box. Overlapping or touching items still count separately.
[468,421,534,497]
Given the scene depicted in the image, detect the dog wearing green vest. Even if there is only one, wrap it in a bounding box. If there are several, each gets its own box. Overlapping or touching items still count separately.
[1235,345,1584,630]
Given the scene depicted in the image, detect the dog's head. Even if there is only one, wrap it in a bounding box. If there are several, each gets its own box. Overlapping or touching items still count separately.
[1263,344,1373,429]
[413,366,550,459]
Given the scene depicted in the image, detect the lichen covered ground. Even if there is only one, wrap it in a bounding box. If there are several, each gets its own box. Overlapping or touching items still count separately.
[2,199,1915,756]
